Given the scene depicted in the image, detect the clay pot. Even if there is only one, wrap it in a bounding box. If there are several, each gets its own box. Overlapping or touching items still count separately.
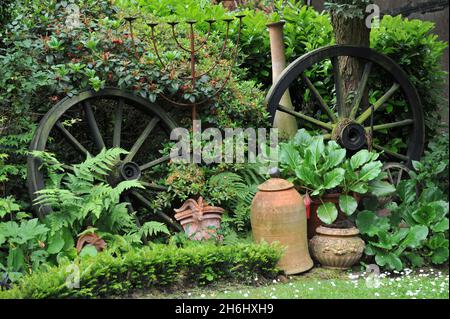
[76,229,106,254]
[174,197,224,240]
[306,193,360,239]
[309,226,365,270]
[251,171,313,275]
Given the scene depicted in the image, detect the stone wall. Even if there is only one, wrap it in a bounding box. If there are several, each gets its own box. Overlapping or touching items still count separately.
[311,0,449,123]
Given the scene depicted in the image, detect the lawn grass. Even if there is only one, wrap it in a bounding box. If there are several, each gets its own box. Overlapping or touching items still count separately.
[136,267,449,299]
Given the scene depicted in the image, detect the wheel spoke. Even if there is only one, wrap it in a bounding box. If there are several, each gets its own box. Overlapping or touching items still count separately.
[367,119,414,132]
[141,181,168,192]
[124,117,160,162]
[301,74,338,123]
[140,154,171,171]
[113,99,124,148]
[356,83,401,124]
[130,190,182,231]
[397,168,404,186]
[83,101,105,151]
[350,62,373,119]
[386,168,394,184]
[55,121,88,156]
[373,143,409,161]
[277,105,333,130]
[331,57,345,117]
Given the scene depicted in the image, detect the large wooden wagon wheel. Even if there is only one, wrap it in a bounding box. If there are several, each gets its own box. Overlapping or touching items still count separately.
[27,88,181,231]
[266,45,425,164]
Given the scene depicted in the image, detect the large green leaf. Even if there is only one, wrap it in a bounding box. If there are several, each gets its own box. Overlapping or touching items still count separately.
[339,195,357,216]
[358,161,382,182]
[47,231,65,254]
[79,245,98,258]
[280,142,301,171]
[295,165,320,190]
[324,148,346,170]
[350,149,370,170]
[357,211,389,237]
[396,180,416,204]
[431,247,449,264]
[412,205,437,226]
[426,233,448,250]
[431,218,449,233]
[349,182,369,194]
[308,136,325,166]
[293,129,312,147]
[375,252,403,271]
[368,180,396,197]
[404,252,424,267]
[323,168,345,190]
[317,202,338,225]
[7,247,25,272]
[402,225,429,249]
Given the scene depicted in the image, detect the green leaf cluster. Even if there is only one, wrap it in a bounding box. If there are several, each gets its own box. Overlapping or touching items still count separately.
[357,184,449,271]
[278,129,394,224]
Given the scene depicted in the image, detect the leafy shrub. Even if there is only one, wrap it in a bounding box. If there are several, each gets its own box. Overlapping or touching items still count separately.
[371,15,448,137]
[0,0,268,209]
[357,184,449,271]
[410,130,449,192]
[356,134,449,271]
[0,148,171,279]
[276,129,395,224]
[0,242,282,298]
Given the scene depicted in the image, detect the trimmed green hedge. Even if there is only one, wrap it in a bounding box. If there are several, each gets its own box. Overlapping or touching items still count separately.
[0,242,282,299]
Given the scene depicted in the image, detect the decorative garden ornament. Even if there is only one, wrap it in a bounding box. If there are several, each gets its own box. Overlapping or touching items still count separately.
[76,228,107,253]
[251,168,313,275]
[309,225,365,270]
[267,20,298,138]
[174,197,224,240]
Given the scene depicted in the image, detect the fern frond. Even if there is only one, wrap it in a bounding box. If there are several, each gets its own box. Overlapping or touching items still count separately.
[139,221,170,238]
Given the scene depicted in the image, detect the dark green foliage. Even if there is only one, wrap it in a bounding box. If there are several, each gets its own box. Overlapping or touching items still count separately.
[371,16,448,137]
[357,134,449,271]
[276,129,395,224]
[0,242,282,298]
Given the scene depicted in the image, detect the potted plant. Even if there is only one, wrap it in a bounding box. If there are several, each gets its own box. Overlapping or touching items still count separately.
[278,129,396,269]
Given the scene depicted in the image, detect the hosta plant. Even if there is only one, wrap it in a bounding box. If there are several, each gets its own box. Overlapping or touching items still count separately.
[356,182,449,271]
[279,129,395,225]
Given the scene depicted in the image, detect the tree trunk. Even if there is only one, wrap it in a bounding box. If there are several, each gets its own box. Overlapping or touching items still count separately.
[330,1,370,118]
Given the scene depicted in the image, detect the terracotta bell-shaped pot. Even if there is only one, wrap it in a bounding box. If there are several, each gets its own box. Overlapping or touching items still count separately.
[251,168,313,275]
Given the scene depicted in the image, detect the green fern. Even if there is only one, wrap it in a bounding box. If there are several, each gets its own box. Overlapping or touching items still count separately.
[138,221,170,238]
[32,148,149,252]
[208,172,257,232]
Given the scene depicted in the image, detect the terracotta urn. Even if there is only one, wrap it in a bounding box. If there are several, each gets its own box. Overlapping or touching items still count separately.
[174,197,224,240]
[76,228,106,254]
[309,226,365,270]
[251,169,313,275]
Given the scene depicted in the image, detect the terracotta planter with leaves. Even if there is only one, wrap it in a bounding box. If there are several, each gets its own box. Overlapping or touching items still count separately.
[174,197,224,240]
[305,193,361,239]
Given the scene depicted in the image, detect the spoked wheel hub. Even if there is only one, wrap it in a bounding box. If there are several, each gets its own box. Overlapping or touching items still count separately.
[334,121,367,151]
[107,161,142,187]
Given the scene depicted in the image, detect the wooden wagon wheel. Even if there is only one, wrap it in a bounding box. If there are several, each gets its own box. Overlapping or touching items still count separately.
[27,88,181,231]
[265,45,425,164]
